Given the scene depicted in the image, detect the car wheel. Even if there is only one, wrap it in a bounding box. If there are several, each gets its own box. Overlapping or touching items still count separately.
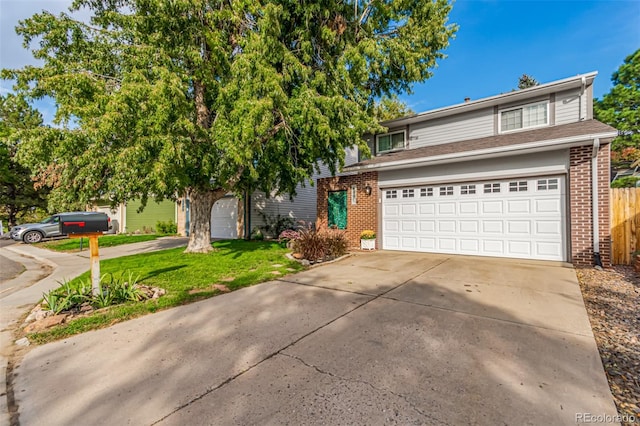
[23,231,43,244]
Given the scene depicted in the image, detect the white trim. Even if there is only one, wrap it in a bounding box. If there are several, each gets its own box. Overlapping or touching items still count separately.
[376,130,406,153]
[498,100,550,134]
[346,130,618,173]
[380,72,597,128]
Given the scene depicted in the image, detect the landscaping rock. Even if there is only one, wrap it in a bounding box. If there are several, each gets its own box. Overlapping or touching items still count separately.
[221,277,235,282]
[24,314,67,333]
[300,259,310,266]
[271,271,282,275]
[271,264,283,268]
[24,304,51,324]
[212,284,230,293]
[292,253,303,259]
[576,265,640,425]
[15,337,30,347]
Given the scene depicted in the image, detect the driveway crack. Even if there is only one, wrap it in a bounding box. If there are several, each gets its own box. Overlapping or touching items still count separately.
[280,352,450,425]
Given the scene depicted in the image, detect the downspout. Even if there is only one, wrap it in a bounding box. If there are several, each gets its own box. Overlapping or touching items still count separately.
[579,76,586,121]
[591,138,602,268]
[245,190,251,240]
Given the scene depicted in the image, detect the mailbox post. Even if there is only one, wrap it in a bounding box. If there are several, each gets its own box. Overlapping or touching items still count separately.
[58,212,110,296]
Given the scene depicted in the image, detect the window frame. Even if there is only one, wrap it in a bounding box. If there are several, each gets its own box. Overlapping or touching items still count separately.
[498,100,549,134]
[376,130,406,154]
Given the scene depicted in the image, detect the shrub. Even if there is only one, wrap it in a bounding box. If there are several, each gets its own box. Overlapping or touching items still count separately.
[278,229,300,247]
[292,223,348,261]
[257,211,295,238]
[251,228,264,240]
[156,220,178,234]
[360,230,376,239]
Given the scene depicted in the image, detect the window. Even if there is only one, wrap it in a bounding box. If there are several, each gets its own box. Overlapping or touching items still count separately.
[484,183,501,193]
[509,181,528,192]
[351,185,357,205]
[420,188,433,197]
[537,178,559,190]
[385,190,398,199]
[376,131,405,153]
[460,185,476,195]
[402,189,415,198]
[328,191,347,229]
[500,101,548,132]
[439,186,454,196]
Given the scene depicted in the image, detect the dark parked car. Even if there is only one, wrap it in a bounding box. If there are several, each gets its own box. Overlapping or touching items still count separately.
[10,212,111,244]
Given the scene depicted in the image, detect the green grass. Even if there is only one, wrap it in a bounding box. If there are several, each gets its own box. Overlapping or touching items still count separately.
[38,234,161,252]
[28,240,303,343]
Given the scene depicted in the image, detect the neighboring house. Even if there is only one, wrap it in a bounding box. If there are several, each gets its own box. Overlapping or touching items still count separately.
[174,149,360,239]
[316,72,617,267]
[93,199,178,234]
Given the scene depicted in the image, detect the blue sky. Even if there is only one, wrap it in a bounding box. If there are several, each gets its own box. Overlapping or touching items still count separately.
[1,0,639,124]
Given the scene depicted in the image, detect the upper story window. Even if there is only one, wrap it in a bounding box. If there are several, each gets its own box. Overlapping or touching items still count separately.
[500,101,549,133]
[377,131,405,153]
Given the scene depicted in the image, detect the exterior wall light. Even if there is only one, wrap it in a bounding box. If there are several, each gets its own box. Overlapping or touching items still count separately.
[365,185,372,196]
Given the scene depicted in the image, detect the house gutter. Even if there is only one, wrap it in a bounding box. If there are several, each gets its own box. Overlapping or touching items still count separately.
[345,131,618,173]
[592,138,602,268]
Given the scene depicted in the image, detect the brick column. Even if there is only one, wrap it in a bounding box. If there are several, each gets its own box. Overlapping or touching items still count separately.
[569,144,611,267]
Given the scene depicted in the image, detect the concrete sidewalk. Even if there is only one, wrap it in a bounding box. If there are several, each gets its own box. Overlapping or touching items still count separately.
[9,251,619,425]
[0,236,188,426]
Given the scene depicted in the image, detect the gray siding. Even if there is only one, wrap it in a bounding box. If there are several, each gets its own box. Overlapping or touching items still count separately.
[410,108,494,148]
[249,147,359,236]
[555,88,584,125]
[378,150,570,188]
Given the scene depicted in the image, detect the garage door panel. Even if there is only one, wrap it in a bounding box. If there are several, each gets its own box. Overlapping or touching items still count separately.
[401,204,416,215]
[508,240,532,256]
[419,204,436,215]
[419,238,436,250]
[535,199,561,214]
[420,221,435,232]
[385,220,400,232]
[438,239,456,250]
[438,203,456,215]
[460,239,480,252]
[211,198,238,239]
[483,240,504,254]
[506,199,530,214]
[438,220,456,233]
[482,221,503,234]
[382,176,565,261]
[459,202,478,214]
[507,221,531,234]
[459,221,479,233]
[482,201,503,214]
[401,221,417,232]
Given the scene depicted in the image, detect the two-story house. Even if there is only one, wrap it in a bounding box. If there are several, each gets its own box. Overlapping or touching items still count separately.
[316,72,617,266]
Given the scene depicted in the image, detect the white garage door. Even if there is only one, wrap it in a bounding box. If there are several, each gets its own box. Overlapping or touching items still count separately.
[382,176,566,261]
[211,198,238,239]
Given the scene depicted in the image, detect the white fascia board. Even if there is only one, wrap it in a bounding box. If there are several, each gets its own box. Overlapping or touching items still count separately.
[346,130,617,173]
[381,72,598,128]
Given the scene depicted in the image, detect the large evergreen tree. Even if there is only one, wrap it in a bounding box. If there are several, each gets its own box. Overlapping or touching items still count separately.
[0,94,48,228]
[3,0,457,252]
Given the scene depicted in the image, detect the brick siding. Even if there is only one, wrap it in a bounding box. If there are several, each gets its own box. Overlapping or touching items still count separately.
[569,143,611,266]
[316,172,379,248]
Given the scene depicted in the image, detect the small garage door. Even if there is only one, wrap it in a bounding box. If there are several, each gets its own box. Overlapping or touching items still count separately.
[211,198,238,239]
[382,176,565,261]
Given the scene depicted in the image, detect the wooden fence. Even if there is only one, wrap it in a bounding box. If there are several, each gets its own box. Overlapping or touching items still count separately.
[611,187,640,264]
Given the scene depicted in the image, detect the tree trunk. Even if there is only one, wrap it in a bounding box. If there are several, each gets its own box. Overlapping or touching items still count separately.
[184,188,225,253]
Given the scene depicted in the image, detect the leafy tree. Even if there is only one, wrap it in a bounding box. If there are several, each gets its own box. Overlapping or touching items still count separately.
[594,49,640,156]
[0,94,49,227]
[374,94,415,121]
[4,0,457,252]
[611,176,640,188]
[517,74,539,90]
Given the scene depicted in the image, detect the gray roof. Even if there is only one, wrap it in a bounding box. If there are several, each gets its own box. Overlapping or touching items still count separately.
[346,120,617,171]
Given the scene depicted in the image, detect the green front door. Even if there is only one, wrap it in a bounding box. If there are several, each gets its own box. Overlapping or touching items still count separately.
[328,190,347,229]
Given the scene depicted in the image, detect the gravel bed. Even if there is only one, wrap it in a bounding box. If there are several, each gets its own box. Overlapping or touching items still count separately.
[576,265,640,425]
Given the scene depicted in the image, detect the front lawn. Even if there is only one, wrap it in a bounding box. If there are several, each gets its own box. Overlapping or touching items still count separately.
[38,234,161,251]
[28,240,303,343]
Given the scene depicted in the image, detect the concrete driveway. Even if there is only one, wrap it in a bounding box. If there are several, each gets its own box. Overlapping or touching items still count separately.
[13,252,617,425]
